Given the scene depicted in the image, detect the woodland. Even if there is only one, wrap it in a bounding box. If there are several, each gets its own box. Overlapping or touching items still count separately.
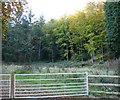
[1,1,120,64]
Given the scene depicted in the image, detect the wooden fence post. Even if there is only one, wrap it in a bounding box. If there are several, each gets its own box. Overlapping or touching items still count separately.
[11,71,14,99]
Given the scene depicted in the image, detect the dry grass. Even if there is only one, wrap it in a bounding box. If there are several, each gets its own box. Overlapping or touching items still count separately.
[2,59,119,75]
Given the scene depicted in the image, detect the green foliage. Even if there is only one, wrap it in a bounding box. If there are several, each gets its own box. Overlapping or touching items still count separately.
[3,15,32,62]
[68,2,106,61]
[1,1,27,39]
[2,11,45,62]
[2,2,107,63]
[104,1,120,59]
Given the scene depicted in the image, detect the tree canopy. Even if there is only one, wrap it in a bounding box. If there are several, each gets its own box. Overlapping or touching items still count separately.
[1,1,27,39]
[3,1,119,63]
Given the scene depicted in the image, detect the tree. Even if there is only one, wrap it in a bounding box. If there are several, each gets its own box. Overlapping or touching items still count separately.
[31,16,45,61]
[43,19,59,62]
[104,1,120,59]
[2,15,33,62]
[1,1,27,39]
[68,12,88,61]
[54,17,73,61]
[84,2,106,62]
[2,1,107,63]
[68,2,106,62]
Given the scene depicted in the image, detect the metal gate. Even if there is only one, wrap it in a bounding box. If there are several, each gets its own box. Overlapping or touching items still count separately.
[14,72,88,98]
[0,74,11,99]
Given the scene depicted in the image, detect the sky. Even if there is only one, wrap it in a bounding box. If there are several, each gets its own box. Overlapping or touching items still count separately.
[27,0,105,22]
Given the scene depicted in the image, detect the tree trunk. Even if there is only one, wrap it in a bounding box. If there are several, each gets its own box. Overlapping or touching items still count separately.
[24,54,26,62]
[91,51,95,63]
[38,42,41,60]
[71,44,74,60]
[51,49,54,63]
[80,42,83,62]
[18,53,20,63]
[101,45,104,62]
[29,53,32,63]
[66,45,69,61]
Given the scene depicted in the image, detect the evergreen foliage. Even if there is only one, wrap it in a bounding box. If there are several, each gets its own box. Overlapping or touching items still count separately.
[104,1,120,58]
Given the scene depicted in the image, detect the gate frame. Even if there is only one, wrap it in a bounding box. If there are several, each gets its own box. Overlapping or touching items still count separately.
[13,72,89,98]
